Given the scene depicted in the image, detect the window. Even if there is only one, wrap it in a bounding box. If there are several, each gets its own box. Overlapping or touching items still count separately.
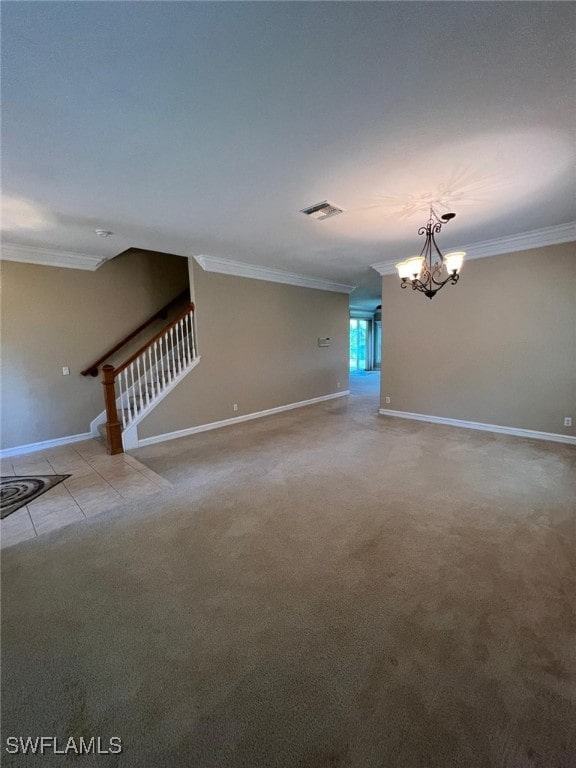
[349,319,368,372]
[374,320,382,369]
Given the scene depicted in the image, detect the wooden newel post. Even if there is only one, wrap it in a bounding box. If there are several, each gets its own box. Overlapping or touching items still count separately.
[102,364,123,455]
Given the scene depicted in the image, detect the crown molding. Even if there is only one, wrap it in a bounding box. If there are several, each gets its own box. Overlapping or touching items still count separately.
[193,254,356,294]
[0,242,109,271]
[370,221,576,276]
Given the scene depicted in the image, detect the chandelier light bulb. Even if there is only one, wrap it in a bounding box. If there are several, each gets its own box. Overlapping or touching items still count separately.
[404,256,424,278]
[444,251,465,274]
[396,261,413,279]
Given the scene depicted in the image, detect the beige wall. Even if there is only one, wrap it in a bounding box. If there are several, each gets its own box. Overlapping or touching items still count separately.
[138,264,349,439]
[0,251,189,449]
[381,242,576,436]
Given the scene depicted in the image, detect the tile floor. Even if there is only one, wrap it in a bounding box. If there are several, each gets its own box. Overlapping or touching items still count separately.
[0,439,171,548]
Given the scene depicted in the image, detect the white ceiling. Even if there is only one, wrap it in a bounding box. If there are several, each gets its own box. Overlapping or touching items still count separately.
[2,2,575,308]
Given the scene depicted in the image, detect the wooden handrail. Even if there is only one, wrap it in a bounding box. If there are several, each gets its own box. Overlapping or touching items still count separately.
[81,289,190,376]
[112,302,195,377]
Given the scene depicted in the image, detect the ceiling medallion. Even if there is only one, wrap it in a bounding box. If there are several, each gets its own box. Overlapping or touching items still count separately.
[395,207,465,300]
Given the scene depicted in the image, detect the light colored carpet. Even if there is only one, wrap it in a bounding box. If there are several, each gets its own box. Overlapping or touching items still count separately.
[2,373,575,767]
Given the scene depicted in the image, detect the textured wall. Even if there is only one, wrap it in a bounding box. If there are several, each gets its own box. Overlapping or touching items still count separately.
[381,242,576,436]
[138,264,349,439]
[0,251,189,449]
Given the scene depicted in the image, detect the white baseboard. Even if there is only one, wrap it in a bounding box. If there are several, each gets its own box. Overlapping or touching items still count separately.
[378,409,576,446]
[137,390,350,448]
[0,432,94,459]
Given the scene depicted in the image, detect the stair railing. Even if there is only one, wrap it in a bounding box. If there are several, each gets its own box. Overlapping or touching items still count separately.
[102,302,196,454]
[81,289,190,377]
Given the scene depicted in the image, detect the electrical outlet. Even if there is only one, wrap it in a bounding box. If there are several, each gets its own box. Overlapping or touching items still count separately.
[62,366,70,376]
[564,417,572,427]
[233,404,238,412]
[337,381,340,389]
[385,396,391,404]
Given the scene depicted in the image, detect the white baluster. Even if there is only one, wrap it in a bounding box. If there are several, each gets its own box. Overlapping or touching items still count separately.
[174,322,181,372]
[170,327,177,376]
[185,316,192,363]
[183,313,190,363]
[146,348,153,404]
[159,337,166,387]
[192,310,198,358]
[179,318,187,366]
[136,356,144,416]
[129,361,136,423]
[176,323,182,371]
[153,340,160,394]
[180,323,185,371]
[124,370,130,426]
[120,371,127,429]
[146,346,154,400]
[187,311,194,360]
[163,334,170,382]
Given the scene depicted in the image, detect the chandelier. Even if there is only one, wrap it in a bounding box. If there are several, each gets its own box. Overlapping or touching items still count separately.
[395,208,465,299]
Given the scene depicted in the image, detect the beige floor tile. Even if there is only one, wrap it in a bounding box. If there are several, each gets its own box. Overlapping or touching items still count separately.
[1,441,169,540]
[108,475,165,500]
[93,463,144,481]
[30,505,85,536]
[137,467,172,488]
[11,459,55,476]
[114,455,171,487]
[65,472,113,493]
[42,445,78,461]
[1,509,36,547]
[0,460,15,476]
[69,481,124,507]
[78,491,126,517]
[73,440,108,459]
[9,449,46,460]
[48,458,95,477]
[122,454,148,470]
[28,489,81,512]
[30,482,73,502]
[87,454,132,471]
[1,506,33,532]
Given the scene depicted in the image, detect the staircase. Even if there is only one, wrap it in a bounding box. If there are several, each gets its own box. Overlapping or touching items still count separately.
[86,301,199,454]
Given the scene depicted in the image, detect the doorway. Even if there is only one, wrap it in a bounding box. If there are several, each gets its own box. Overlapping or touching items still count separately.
[349,318,369,372]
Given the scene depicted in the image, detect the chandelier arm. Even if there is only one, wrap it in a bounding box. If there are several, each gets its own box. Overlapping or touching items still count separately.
[429,271,461,288]
[410,279,429,293]
[428,229,445,261]
[429,272,451,287]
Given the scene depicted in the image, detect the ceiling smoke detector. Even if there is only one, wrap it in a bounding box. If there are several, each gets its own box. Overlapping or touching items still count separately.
[300,201,344,220]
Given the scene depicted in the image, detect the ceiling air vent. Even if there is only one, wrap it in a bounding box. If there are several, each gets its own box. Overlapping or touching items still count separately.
[300,201,344,220]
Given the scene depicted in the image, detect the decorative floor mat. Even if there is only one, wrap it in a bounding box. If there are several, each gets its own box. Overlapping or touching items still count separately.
[0,475,71,519]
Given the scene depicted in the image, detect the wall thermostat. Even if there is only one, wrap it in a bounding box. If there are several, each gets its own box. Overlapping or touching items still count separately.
[318,337,331,347]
